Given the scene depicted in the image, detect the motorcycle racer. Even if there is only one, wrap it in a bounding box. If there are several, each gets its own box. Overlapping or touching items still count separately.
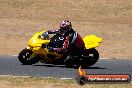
[18,20,102,67]
[44,20,85,55]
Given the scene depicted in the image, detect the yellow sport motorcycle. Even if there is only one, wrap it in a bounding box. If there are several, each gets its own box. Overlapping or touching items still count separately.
[18,30,102,67]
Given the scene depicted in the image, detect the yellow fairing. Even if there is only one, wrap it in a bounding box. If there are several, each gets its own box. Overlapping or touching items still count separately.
[28,31,50,50]
[27,31,63,63]
[83,35,102,49]
[34,48,63,62]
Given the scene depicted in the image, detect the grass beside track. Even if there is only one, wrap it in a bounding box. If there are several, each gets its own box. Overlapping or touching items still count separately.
[0,75,131,88]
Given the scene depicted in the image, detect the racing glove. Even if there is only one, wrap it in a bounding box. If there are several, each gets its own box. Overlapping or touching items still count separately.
[42,32,49,39]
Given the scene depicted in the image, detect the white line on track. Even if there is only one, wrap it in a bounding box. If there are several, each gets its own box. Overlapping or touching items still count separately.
[60,78,74,80]
[0,75,74,80]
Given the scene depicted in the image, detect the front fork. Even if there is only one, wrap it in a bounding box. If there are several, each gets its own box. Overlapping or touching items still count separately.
[26,46,37,60]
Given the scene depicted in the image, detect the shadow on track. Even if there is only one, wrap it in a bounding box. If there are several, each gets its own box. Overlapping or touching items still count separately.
[33,64,106,69]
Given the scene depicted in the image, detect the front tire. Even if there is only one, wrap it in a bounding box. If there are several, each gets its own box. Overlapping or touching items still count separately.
[18,48,39,65]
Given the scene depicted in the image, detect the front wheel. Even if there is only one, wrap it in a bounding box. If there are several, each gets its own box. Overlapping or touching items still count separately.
[18,48,39,65]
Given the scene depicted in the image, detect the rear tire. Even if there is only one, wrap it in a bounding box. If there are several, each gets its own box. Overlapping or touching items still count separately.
[18,48,39,65]
[64,56,75,68]
[82,49,99,67]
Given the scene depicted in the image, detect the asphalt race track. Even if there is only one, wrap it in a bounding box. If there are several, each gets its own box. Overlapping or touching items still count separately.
[0,55,132,79]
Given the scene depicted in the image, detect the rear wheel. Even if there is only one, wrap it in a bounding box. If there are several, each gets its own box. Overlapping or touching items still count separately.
[64,56,75,68]
[82,49,99,67]
[18,48,39,65]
